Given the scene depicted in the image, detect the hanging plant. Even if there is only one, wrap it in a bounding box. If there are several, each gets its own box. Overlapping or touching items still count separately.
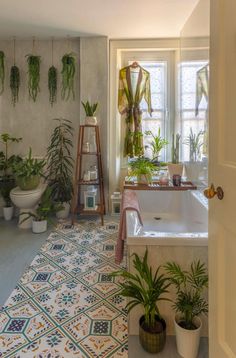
[0,51,5,95]
[10,66,20,106]
[61,52,76,101]
[26,54,40,102]
[48,66,57,106]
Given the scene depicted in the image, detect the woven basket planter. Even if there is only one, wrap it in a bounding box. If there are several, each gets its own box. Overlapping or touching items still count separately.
[139,315,166,353]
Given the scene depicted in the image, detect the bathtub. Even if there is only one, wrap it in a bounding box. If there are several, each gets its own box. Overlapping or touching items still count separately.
[126,190,208,336]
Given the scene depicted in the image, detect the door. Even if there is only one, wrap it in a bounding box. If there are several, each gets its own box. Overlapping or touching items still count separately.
[209,0,236,356]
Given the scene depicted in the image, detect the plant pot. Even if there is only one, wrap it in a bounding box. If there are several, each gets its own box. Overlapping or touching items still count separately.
[56,202,70,219]
[174,314,202,358]
[139,315,166,354]
[137,174,151,185]
[3,206,14,221]
[167,163,183,179]
[85,116,97,125]
[16,175,40,190]
[184,162,203,183]
[32,219,47,234]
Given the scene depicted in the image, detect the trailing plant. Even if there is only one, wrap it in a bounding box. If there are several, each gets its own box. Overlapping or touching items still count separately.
[111,249,170,329]
[26,54,41,101]
[171,133,181,164]
[82,101,98,116]
[0,51,5,95]
[184,128,205,162]
[145,128,168,162]
[12,147,45,179]
[10,65,20,106]
[0,133,22,176]
[46,118,74,203]
[128,157,156,184]
[61,53,76,101]
[48,65,57,106]
[164,260,208,330]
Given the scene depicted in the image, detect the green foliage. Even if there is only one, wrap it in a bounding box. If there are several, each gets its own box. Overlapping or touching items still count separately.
[171,133,181,164]
[48,65,57,106]
[0,51,5,95]
[61,53,76,101]
[184,128,204,162]
[145,128,168,161]
[0,133,22,176]
[26,54,41,102]
[46,118,74,203]
[0,177,15,207]
[20,187,63,224]
[82,101,98,116]
[128,157,156,183]
[164,260,208,330]
[111,249,170,328]
[10,65,20,106]
[12,148,45,178]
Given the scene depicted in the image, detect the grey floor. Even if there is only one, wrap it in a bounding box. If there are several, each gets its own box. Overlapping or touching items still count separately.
[0,217,209,357]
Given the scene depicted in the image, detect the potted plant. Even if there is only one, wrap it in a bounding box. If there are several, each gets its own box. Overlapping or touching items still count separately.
[145,128,168,164]
[82,100,98,125]
[167,133,183,179]
[128,157,156,184]
[112,249,170,353]
[0,177,15,220]
[19,187,63,233]
[12,148,46,190]
[164,260,208,358]
[184,129,205,182]
[46,118,74,219]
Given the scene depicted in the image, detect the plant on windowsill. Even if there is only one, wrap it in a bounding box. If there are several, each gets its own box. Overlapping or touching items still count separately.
[145,128,168,165]
[184,128,205,182]
[128,157,156,185]
[167,133,183,179]
[164,260,208,358]
[82,100,98,125]
[111,249,170,354]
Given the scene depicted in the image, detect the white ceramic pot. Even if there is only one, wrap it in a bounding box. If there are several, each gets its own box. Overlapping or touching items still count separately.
[3,206,14,221]
[167,163,183,179]
[184,162,203,183]
[174,314,202,358]
[32,220,47,234]
[85,116,97,125]
[56,202,70,219]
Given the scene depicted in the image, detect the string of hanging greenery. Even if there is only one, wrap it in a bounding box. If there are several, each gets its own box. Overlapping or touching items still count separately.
[61,53,76,101]
[26,54,41,102]
[10,39,20,106]
[0,51,5,95]
[48,39,57,106]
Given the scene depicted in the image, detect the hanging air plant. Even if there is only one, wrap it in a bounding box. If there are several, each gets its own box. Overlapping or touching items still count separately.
[26,54,41,102]
[61,52,76,101]
[0,51,5,95]
[10,65,20,106]
[48,66,57,106]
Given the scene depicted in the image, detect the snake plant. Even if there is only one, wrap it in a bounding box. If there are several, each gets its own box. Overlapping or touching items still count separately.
[26,54,41,101]
[61,53,76,101]
[48,65,57,106]
[0,51,5,95]
[10,65,20,106]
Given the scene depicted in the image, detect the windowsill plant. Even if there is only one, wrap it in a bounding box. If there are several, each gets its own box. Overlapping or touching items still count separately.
[167,133,183,179]
[145,128,168,164]
[128,157,156,184]
[184,128,205,182]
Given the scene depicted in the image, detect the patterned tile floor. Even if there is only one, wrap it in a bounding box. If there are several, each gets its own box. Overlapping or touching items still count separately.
[0,219,128,358]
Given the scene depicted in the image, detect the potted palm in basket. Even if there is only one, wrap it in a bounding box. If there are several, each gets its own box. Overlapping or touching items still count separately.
[164,260,208,358]
[112,249,170,354]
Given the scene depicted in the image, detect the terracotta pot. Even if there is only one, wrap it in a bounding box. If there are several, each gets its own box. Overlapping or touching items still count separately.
[139,315,166,354]
[16,175,40,190]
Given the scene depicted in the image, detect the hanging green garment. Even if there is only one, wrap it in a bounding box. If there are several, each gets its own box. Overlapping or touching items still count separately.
[118,65,152,157]
[195,64,209,116]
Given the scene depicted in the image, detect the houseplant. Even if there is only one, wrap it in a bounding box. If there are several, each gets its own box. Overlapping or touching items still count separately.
[61,53,76,101]
[26,54,41,102]
[167,133,183,179]
[184,128,205,182]
[128,157,156,184]
[19,187,63,233]
[12,148,46,190]
[112,249,170,353]
[46,118,74,219]
[145,128,168,164]
[164,260,208,358]
[82,100,98,125]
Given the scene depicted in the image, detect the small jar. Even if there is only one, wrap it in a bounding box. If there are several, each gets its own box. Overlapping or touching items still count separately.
[83,142,90,153]
[159,173,169,186]
[83,171,90,181]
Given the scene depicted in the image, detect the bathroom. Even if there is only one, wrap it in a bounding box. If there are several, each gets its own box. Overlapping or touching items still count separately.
[0,0,235,357]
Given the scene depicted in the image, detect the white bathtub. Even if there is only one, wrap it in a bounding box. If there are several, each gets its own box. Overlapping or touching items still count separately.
[126,190,208,336]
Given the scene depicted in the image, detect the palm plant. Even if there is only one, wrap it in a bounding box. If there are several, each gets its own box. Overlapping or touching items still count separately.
[164,260,208,330]
[184,128,204,162]
[128,157,156,184]
[145,128,168,162]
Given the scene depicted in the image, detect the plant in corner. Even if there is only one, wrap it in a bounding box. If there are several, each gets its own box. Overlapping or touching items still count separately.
[167,133,183,179]
[145,128,168,164]
[164,260,208,358]
[82,100,98,125]
[128,157,156,184]
[112,249,170,354]
[46,118,74,219]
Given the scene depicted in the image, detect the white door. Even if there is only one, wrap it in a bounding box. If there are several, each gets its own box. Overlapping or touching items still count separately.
[209,0,236,357]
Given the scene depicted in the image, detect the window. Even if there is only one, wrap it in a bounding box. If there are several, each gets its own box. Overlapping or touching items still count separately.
[180,61,208,162]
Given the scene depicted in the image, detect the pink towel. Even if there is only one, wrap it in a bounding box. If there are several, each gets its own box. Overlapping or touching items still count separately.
[115,190,143,264]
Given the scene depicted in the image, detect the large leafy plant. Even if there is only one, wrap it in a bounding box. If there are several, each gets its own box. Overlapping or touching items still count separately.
[128,157,156,183]
[46,118,74,203]
[145,128,168,162]
[112,249,170,329]
[12,148,45,179]
[164,260,208,330]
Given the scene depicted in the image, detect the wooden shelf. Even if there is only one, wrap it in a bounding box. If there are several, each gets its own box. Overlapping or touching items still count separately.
[81,152,99,155]
[78,180,100,185]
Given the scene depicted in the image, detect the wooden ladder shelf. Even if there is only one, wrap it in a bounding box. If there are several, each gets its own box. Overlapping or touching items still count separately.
[71,125,105,225]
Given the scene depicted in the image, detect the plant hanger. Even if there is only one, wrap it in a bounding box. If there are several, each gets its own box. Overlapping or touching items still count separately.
[48,38,57,106]
[10,37,20,106]
[26,37,41,102]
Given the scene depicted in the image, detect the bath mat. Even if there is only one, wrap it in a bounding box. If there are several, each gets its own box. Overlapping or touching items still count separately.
[0,220,128,358]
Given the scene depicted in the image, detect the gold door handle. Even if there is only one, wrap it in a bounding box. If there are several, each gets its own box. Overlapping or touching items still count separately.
[204,184,224,200]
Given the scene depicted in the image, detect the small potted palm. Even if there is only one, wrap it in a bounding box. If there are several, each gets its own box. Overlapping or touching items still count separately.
[145,128,168,164]
[112,249,170,354]
[184,129,205,182]
[164,260,208,358]
[128,157,156,184]
[167,133,183,179]
[82,100,98,125]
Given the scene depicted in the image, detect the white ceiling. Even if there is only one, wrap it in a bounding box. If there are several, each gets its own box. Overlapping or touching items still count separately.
[0,0,199,39]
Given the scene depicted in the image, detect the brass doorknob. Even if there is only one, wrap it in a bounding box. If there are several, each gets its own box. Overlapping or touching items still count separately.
[204,184,224,200]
